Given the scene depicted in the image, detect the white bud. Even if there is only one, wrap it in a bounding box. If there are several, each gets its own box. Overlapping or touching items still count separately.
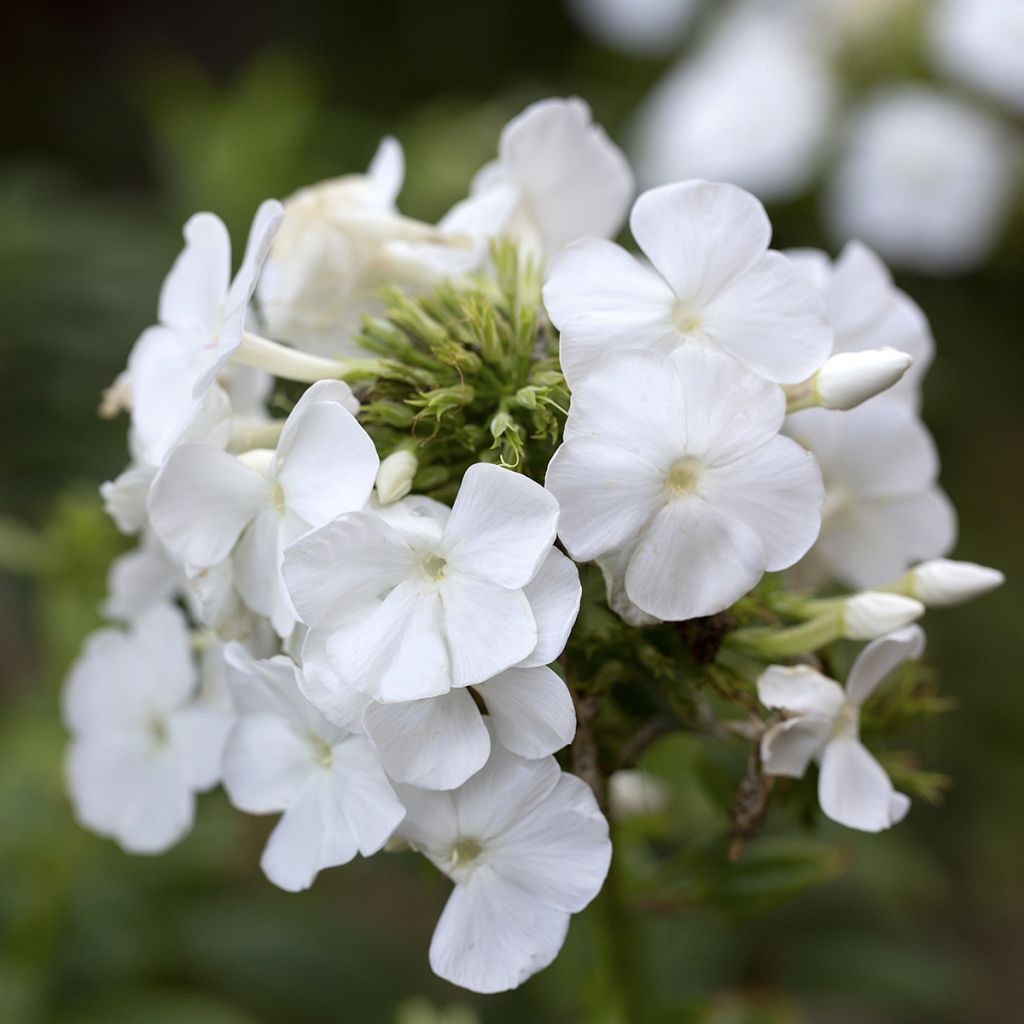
[815,348,914,411]
[910,558,1004,607]
[608,769,670,821]
[376,450,418,505]
[842,591,924,640]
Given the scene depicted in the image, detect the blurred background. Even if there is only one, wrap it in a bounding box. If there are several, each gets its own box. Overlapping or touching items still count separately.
[1,1,1021,1021]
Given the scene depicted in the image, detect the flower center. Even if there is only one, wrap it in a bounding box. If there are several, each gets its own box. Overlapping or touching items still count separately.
[831,703,859,740]
[309,734,333,768]
[666,457,701,496]
[672,303,702,336]
[271,481,287,516]
[147,713,169,750]
[421,554,448,581]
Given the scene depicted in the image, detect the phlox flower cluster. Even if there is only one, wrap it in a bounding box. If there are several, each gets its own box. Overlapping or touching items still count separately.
[66,97,1001,994]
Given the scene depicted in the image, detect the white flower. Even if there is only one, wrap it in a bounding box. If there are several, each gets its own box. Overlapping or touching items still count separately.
[127,201,282,464]
[810,349,914,412]
[221,646,405,893]
[565,0,699,56]
[841,592,924,640]
[758,625,924,831]
[298,533,581,790]
[103,529,183,622]
[630,11,836,202]
[906,558,1005,608]
[376,449,419,505]
[788,240,934,410]
[149,380,377,636]
[546,347,824,621]
[824,87,1015,275]
[284,463,560,703]
[437,98,633,266]
[62,604,232,853]
[608,769,670,820]
[395,731,611,993]
[544,181,831,388]
[786,403,957,590]
[930,0,1024,114]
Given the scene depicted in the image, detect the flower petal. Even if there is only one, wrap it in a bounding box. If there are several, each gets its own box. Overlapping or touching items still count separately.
[222,713,314,814]
[158,212,230,333]
[518,548,582,668]
[845,624,926,707]
[760,715,833,777]
[818,735,901,832]
[475,665,576,760]
[757,664,846,717]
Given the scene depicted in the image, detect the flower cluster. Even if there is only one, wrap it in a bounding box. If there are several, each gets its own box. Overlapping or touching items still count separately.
[67,97,1002,994]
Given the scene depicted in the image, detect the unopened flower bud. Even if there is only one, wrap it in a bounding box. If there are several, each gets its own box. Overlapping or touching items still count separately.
[842,591,924,640]
[815,348,914,411]
[910,559,1004,607]
[376,450,419,505]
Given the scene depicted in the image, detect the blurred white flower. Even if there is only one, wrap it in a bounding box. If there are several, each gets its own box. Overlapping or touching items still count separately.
[901,558,1005,608]
[824,88,1016,275]
[284,464,560,703]
[396,732,611,993]
[62,604,232,853]
[128,201,282,464]
[546,347,824,621]
[221,646,405,892]
[150,380,376,636]
[608,768,670,820]
[564,0,700,57]
[103,529,183,622]
[930,0,1024,113]
[787,403,957,590]
[545,181,831,387]
[631,10,836,201]
[759,625,924,831]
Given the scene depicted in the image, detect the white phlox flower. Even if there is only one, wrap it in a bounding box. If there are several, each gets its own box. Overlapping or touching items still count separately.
[434,98,634,267]
[544,180,832,388]
[103,529,185,623]
[149,380,377,637]
[62,603,232,853]
[221,645,404,892]
[824,87,1015,275]
[297,505,581,790]
[758,625,925,832]
[395,729,611,993]
[283,463,561,705]
[127,200,282,464]
[788,240,934,410]
[786,403,957,590]
[565,0,699,57]
[546,346,825,621]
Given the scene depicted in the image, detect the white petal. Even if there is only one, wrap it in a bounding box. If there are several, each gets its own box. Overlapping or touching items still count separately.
[630,180,770,303]
[441,574,537,688]
[394,785,459,861]
[760,716,833,778]
[845,625,926,707]
[103,537,180,622]
[624,497,766,621]
[367,136,405,208]
[296,629,372,730]
[428,869,570,994]
[363,689,490,790]
[699,436,823,572]
[701,250,832,383]
[475,666,576,760]
[101,464,156,535]
[326,735,406,855]
[595,541,661,627]
[149,444,269,566]
[158,212,230,333]
[519,548,582,667]
[222,713,315,814]
[818,735,900,832]
[542,238,677,388]
[442,464,559,589]
[757,664,846,716]
[545,437,665,562]
[168,703,233,791]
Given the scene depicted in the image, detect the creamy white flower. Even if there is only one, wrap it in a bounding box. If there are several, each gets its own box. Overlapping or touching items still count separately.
[62,604,232,853]
[930,0,1024,113]
[545,181,831,388]
[824,88,1015,275]
[221,646,404,892]
[284,464,560,704]
[788,240,934,410]
[298,533,581,790]
[787,403,957,590]
[396,732,611,993]
[758,625,924,831]
[436,98,633,266]
[149,380,376,636]
[631,11,836,201]
[546,347,824,621]
[565,0,699,56]
[128,201,282,464]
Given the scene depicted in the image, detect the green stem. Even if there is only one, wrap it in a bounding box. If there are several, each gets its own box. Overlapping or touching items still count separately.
[725,612,841,659]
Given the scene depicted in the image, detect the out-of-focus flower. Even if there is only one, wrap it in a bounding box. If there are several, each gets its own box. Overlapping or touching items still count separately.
[759,626,924,831]
[631,10,836,201]
[892,558,1005,608]
[564,0,700,57]
[62,604,232,853]
[930,0,1024,113]
[608,769,671,820]
[396,732,611,993]
[824,88,1016,275]
[547,347,824,621]
[545,181,831,387]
